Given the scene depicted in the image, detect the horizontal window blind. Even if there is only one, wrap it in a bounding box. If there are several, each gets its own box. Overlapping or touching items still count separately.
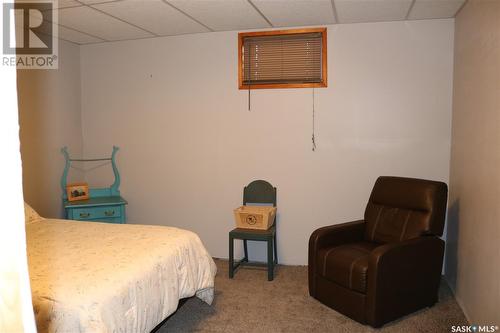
[242,32,323,85]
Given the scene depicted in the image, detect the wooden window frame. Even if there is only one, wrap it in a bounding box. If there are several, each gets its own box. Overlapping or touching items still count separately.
[238,28,327,90]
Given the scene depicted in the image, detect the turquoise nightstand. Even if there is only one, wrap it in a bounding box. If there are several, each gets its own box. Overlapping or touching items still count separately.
[61,146,127,224]
[63,196,127,223]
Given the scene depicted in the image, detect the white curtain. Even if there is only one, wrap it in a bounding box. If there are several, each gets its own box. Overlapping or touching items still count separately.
[0,29,36,333]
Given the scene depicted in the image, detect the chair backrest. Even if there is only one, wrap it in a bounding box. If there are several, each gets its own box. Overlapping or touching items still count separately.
[243,180,277,207]
[364,176,448,243]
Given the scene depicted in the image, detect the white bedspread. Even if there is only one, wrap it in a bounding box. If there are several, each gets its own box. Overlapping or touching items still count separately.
[26,219,217,333]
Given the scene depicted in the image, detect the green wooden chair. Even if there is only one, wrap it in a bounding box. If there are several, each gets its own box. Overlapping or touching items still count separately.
[229,180,277,281]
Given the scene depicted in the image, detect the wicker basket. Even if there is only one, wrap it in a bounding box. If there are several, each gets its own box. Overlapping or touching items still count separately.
[233,206,277,230]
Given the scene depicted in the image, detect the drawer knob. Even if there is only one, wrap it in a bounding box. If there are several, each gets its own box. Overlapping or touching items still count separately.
[79,212,90,218]
[105,210,115,216]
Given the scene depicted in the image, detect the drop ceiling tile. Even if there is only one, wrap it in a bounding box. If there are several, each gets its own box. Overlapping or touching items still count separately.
[93,0,209,36]
[335,0,413,24]
[167,0,271,31]
[78,0,117,4]
[408,0,465,19]
[58,6,153,41]
[57,25,105,44]
[24,9,102,44]
[57,0,82,8]
[252,0,336,27]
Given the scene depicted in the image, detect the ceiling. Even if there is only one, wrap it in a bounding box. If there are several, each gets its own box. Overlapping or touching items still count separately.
[37,0,466,45]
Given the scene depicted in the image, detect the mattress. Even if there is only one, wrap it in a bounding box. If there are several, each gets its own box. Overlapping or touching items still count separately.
[26,218,217,333]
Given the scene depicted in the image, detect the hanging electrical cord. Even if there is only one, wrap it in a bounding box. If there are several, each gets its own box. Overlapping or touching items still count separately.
[248,41,251,111]
[312,87,316,151]
[248,81,251,111]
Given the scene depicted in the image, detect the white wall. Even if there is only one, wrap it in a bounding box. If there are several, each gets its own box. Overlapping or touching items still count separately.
[17,40,83,218]
[446,0,500,323]
[80,19,454,265]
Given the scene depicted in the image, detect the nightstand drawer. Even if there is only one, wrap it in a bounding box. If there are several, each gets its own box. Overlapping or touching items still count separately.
[85,217,123,224]
[73,206,122,220]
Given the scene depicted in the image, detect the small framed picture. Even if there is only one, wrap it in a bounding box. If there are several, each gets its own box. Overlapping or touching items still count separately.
[66,182,89,202]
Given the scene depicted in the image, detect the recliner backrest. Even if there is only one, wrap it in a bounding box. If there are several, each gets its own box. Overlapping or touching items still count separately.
[364,176,448,243]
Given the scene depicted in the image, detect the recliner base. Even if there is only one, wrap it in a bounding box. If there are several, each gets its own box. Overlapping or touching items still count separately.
[311,273,440,328]
[312,274,367,324]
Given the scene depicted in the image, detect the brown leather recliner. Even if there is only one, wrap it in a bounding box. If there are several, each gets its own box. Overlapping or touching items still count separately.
[308,176,448,327]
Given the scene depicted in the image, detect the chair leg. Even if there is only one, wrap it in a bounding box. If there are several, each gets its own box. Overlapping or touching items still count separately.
[243,239,248,262]
[267,237,274,281]
[273,233,278,264]
[229,235,234,279]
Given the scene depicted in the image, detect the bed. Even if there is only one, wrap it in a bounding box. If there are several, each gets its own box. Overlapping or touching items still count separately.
[24,204,217,333]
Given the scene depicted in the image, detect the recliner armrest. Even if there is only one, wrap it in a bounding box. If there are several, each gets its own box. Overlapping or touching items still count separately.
[366,236,445,327]
[308,220,365,296]
[309,220,366,251]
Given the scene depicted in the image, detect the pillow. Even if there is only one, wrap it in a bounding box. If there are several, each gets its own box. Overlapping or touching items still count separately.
[24,203,42,224]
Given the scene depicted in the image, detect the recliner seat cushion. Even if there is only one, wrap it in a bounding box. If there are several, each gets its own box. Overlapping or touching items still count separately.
[317,242,379,293]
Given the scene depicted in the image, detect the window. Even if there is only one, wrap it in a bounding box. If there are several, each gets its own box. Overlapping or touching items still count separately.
[238,28,327,89]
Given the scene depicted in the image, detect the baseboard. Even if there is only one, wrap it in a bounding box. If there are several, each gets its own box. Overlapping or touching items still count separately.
[441,275,470,324]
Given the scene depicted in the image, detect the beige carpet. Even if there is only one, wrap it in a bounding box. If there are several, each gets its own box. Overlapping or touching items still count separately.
[158,259,467,332]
